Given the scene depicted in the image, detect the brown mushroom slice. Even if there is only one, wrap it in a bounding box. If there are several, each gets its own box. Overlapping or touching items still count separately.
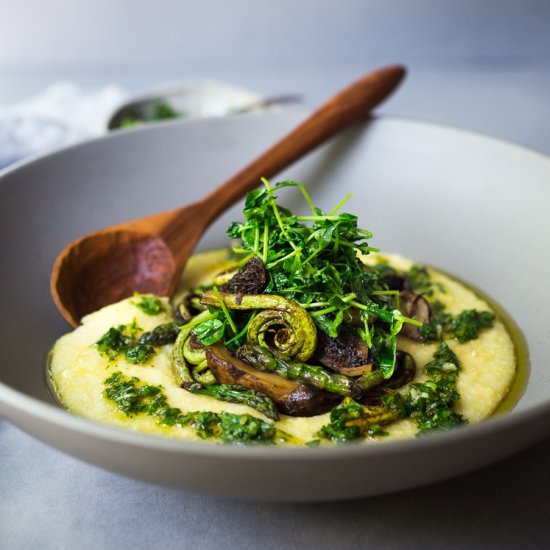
[313,326,370,374]
[399,290,431,341]
[218,256,266,294]
[205,343,338,417]
[381,273,412,292]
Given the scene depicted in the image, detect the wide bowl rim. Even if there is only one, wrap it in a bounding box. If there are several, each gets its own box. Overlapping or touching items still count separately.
[1,111,549,460]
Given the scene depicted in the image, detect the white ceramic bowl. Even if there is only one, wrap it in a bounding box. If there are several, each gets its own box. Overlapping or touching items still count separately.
[1,112,549,501]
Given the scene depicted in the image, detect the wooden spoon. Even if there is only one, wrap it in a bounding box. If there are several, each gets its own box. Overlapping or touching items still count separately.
[51,65,406,327]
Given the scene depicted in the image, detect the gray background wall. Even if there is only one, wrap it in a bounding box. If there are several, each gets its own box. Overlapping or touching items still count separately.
[1,0,549,70]
[1,0,549,152]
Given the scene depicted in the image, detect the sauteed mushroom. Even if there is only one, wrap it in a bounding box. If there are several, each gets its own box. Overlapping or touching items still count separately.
[313,326,371,375]
[399,290,431,341]
[218,257,266,294]
[206,343,338,416]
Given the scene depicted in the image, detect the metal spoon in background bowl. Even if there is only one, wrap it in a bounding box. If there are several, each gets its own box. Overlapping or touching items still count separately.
[51,65,407,328]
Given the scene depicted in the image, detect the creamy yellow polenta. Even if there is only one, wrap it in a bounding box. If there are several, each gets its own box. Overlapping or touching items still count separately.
[49,250,517,445]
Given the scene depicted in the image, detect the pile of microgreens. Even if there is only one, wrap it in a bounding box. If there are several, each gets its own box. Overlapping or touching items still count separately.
[199,179,419,378]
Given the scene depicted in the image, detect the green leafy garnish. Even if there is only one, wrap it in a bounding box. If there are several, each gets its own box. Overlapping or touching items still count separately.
[103,372,278,444]
[408,264,437,296]
[95,321,154,365]
[421,308,495,343]
[198,179,418,377]
[119,101,184,128]
[315,397,396,444]
[104,371,172,416]
[186,411,275,443]
[193,316,226,345]
[447,309,495,343]
[125,344,155,364]
[385,342,466,434]
[132,294,163,315]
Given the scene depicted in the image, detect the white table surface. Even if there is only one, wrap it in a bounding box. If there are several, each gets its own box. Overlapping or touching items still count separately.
[2,63,550,549]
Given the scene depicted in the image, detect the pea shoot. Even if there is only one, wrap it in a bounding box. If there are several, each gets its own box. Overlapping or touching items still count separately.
[221,179,419,377]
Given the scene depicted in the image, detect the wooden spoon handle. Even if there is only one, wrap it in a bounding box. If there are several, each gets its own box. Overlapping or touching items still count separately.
[195,65,406,224]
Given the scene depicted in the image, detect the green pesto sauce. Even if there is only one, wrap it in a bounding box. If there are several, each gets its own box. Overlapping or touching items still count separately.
[94,321,155,365]
[103,371,278,445]
[132,294,164,316]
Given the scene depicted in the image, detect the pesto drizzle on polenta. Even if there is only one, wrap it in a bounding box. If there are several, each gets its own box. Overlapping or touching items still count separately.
[384,342,465,433]
[94,321,155,365]
[104,371,279,444]
[132,293,164,316]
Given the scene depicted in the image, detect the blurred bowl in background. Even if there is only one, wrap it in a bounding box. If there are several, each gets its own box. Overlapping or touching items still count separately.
[107,79,300,130]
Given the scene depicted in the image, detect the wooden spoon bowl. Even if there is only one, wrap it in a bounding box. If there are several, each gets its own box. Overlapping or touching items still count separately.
[51,65,406,327]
